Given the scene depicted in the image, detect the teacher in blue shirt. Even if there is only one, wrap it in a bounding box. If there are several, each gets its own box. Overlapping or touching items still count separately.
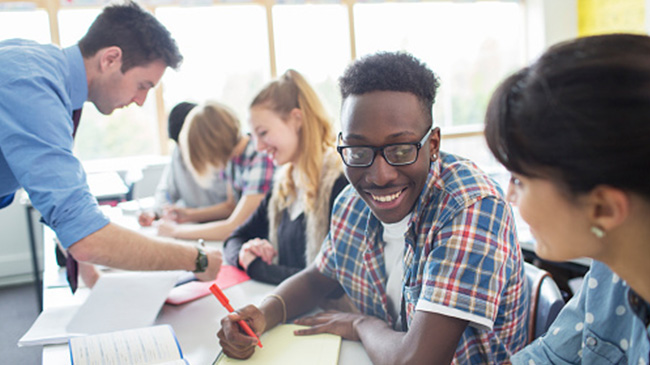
[0,1,222,286]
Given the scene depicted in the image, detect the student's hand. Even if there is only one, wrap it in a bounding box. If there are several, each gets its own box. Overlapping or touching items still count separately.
[194,248,223,281]
[163,205,195,224]
[156,220,177,237]
[217,305,266,359]
[138,211,157,227]
[293,310,366,341]
[239,239,276,269]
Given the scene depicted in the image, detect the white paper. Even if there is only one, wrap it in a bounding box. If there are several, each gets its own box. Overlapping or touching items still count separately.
[66,270,183,335]
[18,306,84,346]
[69,325,186,365]
[19,271,183,347]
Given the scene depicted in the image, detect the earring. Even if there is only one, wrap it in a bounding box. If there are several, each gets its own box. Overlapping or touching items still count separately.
[590,226,605,239]
[431,154,438,161]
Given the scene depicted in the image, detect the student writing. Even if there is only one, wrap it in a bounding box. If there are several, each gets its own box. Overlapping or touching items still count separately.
[217,52,528,364]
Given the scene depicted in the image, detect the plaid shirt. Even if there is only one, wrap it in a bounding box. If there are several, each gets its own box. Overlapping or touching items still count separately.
[316,152,529,364]
[223,134,275,201]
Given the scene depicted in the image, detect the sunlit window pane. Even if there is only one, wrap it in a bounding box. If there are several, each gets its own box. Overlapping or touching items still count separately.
[0,7,50,43]
[157,5,271,131]
[58,8,160,160]
[354,1,524,128]
[273,4,351,127]
[58,9,99,48]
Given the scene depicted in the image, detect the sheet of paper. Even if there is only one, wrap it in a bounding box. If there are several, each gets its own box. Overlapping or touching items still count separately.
[69,325,185,365]
[166,265,250,305]
[214,324,341,365]
[66,270,183,335]
[18,306,84,346]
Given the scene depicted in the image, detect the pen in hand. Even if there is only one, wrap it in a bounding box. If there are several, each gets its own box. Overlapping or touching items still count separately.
[210,283,263,348]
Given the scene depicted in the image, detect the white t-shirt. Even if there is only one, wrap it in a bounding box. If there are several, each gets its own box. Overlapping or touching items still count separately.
[381,213,411,329]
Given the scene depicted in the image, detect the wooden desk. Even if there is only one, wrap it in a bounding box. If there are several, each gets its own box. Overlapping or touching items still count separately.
[40,208,372,365]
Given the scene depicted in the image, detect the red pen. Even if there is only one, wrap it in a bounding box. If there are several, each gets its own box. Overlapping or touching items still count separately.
[210,283,263,348]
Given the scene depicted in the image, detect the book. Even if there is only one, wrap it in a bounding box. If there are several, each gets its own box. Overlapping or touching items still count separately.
[69,325,188,365]
[213,324,341,365]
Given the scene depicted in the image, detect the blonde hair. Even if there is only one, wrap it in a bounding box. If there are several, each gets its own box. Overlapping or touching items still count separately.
[251,69,335,213]
[179,101,241,184]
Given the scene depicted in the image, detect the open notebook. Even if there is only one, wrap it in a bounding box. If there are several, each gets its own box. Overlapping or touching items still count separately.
[213,324,341,365]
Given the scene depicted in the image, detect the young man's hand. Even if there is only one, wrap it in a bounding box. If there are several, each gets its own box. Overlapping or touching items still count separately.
[293,310,366,341]
[217,305,267,359]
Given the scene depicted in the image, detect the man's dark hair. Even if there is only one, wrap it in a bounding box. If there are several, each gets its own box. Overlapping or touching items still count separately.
[168,102,197,143]
[78,1,182,72]
[339,51,440,125]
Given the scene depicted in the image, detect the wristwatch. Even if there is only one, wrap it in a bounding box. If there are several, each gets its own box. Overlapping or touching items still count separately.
[193,247,208,273]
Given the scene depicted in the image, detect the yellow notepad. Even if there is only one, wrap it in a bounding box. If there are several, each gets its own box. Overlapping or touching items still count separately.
[214,324,341,365]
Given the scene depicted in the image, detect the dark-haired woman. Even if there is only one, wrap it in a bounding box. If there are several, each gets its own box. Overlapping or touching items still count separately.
[485,33,650,364]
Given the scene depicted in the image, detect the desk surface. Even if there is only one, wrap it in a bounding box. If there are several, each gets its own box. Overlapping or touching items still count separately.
[40,208,372,365]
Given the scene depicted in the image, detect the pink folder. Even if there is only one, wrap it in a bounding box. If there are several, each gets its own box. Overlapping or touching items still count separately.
[166,265,250,305]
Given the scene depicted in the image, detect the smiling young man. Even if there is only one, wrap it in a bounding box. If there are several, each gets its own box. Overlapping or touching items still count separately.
[0,1,222,289]
[217,52,528,364]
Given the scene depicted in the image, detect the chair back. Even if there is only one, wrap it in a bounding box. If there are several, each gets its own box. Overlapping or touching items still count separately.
[523,262,565,343]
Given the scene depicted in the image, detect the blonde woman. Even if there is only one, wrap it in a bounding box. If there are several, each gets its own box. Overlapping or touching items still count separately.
[223,69,348,285]
[157,102,275,241]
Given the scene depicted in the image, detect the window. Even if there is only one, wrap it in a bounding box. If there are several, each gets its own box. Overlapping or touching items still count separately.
[273,4,351,127]
[353,1,524,175]
[0,5,49,43]
[354,1,525,128]
[157,5,271,136]
[1,0,526,172]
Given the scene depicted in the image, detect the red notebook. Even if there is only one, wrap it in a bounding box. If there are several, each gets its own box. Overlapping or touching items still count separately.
[166,265,250,305]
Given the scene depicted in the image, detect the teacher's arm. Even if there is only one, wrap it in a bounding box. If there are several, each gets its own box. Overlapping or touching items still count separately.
[67,222,222,282]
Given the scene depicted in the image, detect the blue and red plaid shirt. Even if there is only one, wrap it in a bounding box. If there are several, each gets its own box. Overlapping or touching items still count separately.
[316,152,529,364]
[223,134,275,201]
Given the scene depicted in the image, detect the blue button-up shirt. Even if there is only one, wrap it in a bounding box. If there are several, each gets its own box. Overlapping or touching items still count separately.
[0,39,109,248]
[512,261,650,364]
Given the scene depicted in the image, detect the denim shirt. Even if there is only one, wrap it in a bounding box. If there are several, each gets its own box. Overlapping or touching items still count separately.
[0,39,108,247]
[512,261,650,365]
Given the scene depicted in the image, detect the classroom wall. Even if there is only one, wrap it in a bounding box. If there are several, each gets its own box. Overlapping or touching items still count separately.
[0,0,580,287]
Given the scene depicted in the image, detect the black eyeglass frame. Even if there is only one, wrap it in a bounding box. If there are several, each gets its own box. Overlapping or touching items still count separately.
[336,128,433,168]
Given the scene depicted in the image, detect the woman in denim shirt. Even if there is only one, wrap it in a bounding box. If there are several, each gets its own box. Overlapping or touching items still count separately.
[485,33,650,364]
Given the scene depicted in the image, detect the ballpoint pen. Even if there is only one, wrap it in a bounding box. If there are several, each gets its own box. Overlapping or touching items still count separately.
[210,283,263,348]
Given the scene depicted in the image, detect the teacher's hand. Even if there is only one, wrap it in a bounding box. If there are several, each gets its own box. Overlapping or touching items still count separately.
[217,305,266,359]
[194,248,222,282]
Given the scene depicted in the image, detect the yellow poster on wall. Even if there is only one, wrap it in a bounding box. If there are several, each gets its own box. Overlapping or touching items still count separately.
[578,0,646,36]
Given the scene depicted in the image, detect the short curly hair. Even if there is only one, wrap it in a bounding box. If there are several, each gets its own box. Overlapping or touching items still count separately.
[339,51,440,125]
